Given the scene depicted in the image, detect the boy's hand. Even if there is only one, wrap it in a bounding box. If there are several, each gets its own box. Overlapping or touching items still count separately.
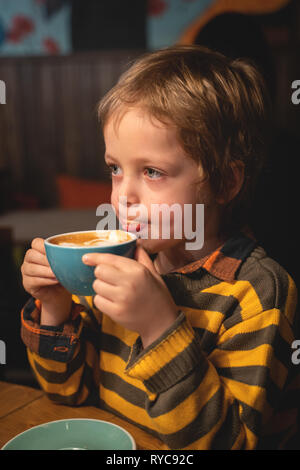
[21,238,72,326]
[82,244,179,348]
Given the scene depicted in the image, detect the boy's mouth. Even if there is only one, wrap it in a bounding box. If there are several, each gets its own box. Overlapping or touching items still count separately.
[126,222,141,232]
[119,218,147,234]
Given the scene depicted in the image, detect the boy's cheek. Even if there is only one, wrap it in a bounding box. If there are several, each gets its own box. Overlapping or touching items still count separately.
[110,195,118,214]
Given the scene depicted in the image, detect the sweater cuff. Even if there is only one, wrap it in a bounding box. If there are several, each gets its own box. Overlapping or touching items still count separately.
[21,297,84,363]
[124,311,205,393]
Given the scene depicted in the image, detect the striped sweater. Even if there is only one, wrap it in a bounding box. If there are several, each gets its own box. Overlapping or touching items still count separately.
[21,232,299,450]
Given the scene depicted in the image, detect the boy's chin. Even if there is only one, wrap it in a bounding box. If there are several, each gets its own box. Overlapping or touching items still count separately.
[136,236,183,254]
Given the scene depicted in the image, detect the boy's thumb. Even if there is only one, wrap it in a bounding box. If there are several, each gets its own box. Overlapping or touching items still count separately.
[134,244,158,276]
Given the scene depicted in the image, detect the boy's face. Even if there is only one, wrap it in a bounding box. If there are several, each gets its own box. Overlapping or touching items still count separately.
[103,107,219,254]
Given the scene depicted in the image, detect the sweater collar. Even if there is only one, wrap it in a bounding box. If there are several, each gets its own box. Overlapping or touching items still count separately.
[169,232,257,282]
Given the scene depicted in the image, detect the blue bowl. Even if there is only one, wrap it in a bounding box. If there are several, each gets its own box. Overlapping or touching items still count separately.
[1,418,136,450]
[44,230,137,296]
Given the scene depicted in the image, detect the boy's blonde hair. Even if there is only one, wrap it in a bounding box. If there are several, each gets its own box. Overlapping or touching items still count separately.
[98,45,270,234]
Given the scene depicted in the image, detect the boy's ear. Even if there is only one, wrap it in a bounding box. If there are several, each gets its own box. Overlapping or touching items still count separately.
[216,160,245,205]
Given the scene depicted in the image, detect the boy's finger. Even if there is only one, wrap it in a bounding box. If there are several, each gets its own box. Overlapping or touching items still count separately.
[94,263,120,285]
[82,252,135,269]
[25,249,50,267]
[28,277,60,287]
[22,261,57,279]
[134,245,158,275]
[31,238,46,255]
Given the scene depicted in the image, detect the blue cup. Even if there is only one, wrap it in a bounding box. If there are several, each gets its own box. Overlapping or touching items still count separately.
[44,230,137,296]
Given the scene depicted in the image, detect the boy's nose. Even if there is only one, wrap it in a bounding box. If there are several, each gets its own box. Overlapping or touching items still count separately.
[119,178,140,205]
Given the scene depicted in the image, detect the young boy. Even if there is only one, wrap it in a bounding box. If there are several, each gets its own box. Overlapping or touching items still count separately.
[20,45,298,450]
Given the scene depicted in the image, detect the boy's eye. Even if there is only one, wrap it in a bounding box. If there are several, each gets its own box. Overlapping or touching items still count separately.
[108,164,121,176]
[144,168,162,179]
[107,164,162,180]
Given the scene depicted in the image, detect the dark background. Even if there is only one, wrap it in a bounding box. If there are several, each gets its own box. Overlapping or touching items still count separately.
[0,0,300,385]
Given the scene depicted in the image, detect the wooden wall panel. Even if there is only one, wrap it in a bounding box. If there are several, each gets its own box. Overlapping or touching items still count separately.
[0,51,141,208]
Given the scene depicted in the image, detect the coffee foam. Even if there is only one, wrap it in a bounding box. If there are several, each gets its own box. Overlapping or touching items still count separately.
[53,230,132,247]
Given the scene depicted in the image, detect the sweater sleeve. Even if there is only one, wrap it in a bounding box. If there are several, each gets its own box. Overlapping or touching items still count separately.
[21,295,101,406]
[124,306,296,450]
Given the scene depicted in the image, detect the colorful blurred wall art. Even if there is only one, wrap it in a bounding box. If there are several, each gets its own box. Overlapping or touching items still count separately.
[0,0,71,55]
[147,0,291,49]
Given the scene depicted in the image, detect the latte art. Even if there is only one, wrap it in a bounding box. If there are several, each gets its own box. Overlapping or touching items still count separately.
[50,230,132,247]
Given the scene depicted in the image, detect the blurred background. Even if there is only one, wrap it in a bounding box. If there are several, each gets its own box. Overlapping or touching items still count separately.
[0,0,299,386]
